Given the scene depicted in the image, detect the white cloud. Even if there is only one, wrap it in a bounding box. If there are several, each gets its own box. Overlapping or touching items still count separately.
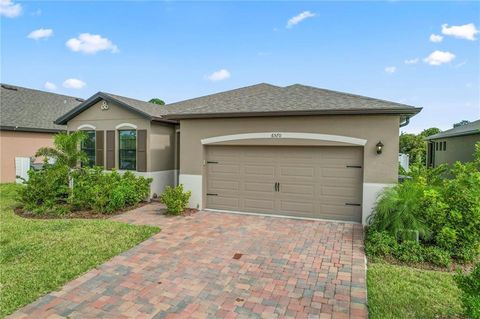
[429,34,443,43]
[66,33,119,54]
[384,66,397,73]
[404,58,419,65]
[27,28,53,40]
[286,11,315,28]
[44,81,57,91]
[62,78,86,89]
[30,9,41,16]
[441,23,479,41]
[424,50,455,65]
[0,0,22,18]
[206,69,231,81]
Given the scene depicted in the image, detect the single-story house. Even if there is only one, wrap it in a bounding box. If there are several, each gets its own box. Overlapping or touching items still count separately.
[56,83,421,224]
[0,84,82,183]
[425,119,480,167]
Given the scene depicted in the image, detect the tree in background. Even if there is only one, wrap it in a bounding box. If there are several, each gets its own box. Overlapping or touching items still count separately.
[453,120,470,128]
[149,98,165,105]
[400,128,441,164]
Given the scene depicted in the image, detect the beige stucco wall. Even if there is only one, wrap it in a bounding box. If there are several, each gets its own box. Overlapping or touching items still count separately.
[179,115,401,184]
[0,130,55,183]
[67,99,175,172]
[150,122,176,171]
[432,134,480,166]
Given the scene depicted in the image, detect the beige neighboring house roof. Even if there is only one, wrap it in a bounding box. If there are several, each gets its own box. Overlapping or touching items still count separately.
[56,83,422,124]
[1,83,83,132]
[425,119,480,140]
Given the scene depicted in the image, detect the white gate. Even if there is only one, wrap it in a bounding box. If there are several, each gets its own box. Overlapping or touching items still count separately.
[15,157,31,183]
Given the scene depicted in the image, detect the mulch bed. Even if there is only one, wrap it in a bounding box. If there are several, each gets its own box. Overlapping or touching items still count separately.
[14,202,149,220]
[162,208,199,218]
[182,208,198,216]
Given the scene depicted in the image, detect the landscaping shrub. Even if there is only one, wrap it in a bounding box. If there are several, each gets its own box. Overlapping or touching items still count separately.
[423,246,452,268]
[367,143,480,266]
[394,240,425,264]
[365,231,452,267]
[365,231,398,258]
[455,263,480,319]
[21,130,153,216]
[18,164,70,215]
[72,168,151,213]
[368,180,430,240]
[160,184,191,215]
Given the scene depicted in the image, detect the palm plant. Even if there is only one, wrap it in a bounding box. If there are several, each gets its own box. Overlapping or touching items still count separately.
[35,131,87,168]
[368,181,430,241]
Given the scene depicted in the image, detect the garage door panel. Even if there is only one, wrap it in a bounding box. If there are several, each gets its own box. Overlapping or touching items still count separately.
[208,163,240,174]
[244,198,276,211]
[321,167,362,178]
[208,179,239,191]
[206,196,240,211]
[279,183,315,196]
[244,165,275,177]
[279,166,315,179]
[244,181,276,193]
[322,186,360,197]
[206,145,363,222]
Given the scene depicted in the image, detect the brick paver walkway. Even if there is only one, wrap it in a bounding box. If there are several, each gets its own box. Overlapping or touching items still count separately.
[9,204,367,319]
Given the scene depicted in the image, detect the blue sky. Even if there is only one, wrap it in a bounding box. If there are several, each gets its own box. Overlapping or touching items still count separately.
[1,1,479,133]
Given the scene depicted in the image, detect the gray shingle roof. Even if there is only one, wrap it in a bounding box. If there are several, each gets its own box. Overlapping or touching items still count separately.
[426,119,480,140]
[56,83,421,124]
[102,92,169,117]
[55,91,171,125]
[1,83,82,132]
[162,83,421,119]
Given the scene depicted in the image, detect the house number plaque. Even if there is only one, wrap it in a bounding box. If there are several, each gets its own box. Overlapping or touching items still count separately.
[271,133,282,138]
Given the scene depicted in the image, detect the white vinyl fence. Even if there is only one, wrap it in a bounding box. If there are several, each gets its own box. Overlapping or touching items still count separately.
[15,157,31,183]
[399,153,410,172]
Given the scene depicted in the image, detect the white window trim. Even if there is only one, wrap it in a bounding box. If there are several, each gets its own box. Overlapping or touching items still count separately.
[201,132,367,146]
[115,123,138,130]
[77,124,96,130]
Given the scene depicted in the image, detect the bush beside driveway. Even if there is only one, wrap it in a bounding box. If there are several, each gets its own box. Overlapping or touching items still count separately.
[0,184,159,318]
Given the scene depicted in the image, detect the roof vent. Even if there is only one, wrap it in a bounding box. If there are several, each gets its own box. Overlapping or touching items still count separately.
[75,98,85,102]
[1,84,18,91]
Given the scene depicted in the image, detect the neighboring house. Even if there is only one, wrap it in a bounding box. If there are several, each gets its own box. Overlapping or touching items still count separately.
[56,83,421,224]
[0,84,82,183]
[425,119,480,167]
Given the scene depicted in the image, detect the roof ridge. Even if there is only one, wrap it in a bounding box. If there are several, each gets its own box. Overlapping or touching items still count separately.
[1,83,83,100]
[284,83,416,109]
[101,91,156,105]
[165,83,280,107]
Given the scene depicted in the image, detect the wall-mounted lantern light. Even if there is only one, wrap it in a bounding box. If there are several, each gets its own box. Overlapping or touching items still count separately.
[376,141,384,154]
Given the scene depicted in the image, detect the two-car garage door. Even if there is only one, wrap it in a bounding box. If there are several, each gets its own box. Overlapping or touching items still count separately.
[205,145,363,222]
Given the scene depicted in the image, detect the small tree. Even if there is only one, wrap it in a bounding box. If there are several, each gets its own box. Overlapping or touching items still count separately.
[149,98,165,105]
[453,120,470,128]
[36,131,87,168]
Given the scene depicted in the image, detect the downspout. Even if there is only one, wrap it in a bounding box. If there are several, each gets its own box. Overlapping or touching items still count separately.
[400,117,410,127]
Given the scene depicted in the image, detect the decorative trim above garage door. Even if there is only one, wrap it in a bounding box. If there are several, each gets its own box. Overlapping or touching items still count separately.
[201,132,367,146]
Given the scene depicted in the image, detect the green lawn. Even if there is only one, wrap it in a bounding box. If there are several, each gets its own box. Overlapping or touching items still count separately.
[0,183,159,317]
[367,261,463,319]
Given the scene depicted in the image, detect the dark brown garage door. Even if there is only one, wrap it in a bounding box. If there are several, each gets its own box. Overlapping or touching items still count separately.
[205,145,363,222]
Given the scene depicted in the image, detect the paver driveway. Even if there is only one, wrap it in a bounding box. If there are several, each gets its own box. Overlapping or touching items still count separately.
[9,204,367,319]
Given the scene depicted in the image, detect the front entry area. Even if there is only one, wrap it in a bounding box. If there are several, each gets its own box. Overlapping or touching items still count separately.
[205,145,364,222]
